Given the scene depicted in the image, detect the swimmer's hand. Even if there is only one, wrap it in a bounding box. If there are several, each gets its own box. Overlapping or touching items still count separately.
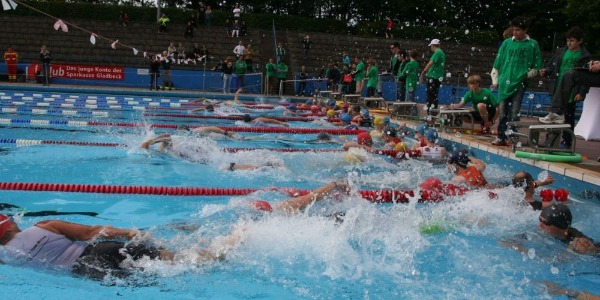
[570,237,599,255]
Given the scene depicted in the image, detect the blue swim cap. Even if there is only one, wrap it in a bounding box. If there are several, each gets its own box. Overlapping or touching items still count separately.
[289,104,297,110]
[341,113,351,123]
[361,108,370,116]
[326,99,335,107]
[416,123,428,135]
[305,99,312,105]
[424,128,438,141]
[383,117,390,125]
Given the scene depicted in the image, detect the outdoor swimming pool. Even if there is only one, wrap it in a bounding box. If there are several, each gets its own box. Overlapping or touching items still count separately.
[0,88,599,299]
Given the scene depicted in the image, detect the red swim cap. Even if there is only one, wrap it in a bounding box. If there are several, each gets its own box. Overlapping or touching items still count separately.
[251,200,273,212]
[310,105,319,114]
[0,214,10,239]
[357,132,373,146]
[540,189,554,202]
[554,189,569,202]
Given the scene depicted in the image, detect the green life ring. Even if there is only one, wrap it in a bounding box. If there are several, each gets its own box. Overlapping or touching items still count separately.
[515,151,582,163]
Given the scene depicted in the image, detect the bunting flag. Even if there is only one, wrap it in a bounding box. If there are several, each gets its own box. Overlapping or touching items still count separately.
[53,19,68,32]
[111,40,118,49]
[1,0,17,10]
[132,48,138,55]
[143,52,147,58]
[89,33,97,45]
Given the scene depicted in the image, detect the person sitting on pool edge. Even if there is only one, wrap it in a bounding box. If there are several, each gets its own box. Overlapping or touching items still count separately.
[511,171,556,210]
[446,150,488,188]
[538,204,599,256]
[448,74,498,134]
[241,114,289,127]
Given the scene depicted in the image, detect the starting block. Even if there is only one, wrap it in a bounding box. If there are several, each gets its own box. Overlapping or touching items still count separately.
[330,92,342,101]
[390,102,418,119]
[320,90,333,98]
[506,121,575,154]
[430,107,474,132]
[343,94,361,104]
[363,97,388,111]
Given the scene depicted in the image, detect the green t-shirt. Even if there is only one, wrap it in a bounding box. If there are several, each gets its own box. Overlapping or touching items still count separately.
[400,60,419,92]
[462,88,498,108]
[493,37,542,101]
[234,60,247,75]
[557,49,582,102]
[265,63,276,77]
[367,65,379,88]
[277,63,288,79]
[426,48,446,80]
[354,61,365,81]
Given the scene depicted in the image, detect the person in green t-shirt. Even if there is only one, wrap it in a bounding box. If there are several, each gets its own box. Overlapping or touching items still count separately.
[490,16,542,146]
[538,26,592,148]
[366,58,379,97]
[421,39,446,114]
[264,57,276,95]
[276,61,289,95]
[399,49,420,102]
[449,74,498,134]
[352,57,366,95]
[234,56,247,91]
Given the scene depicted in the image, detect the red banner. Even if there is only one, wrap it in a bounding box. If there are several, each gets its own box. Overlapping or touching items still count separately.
[27,63,124,81]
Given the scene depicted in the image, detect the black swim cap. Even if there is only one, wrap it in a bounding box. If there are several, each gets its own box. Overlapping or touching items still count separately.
[176,125,190,131]
[447,150,470,169]
[206,104,214,112]
[512,171,534,190]
[540,204,572,229]
[317,132,331,141]
[243,114,252,122]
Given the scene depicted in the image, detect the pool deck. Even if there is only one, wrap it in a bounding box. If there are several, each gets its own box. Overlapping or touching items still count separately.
[1,82,600,186]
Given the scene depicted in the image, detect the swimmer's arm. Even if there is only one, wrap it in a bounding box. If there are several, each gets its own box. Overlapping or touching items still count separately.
[190,107,206,113]
[259,117,289,127]
[141,134,172,149]
[35,220,139,241]
[570,237,600,256]
[275,181,349,214]
[535,174,555,188]
[450,175,468,185]
[470,157,486,172]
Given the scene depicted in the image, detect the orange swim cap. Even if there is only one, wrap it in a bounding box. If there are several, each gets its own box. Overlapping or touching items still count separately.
[251,200,273,212]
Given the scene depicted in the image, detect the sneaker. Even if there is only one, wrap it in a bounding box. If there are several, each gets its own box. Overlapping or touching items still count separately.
[539,112,565,124]
[491,138,508,146]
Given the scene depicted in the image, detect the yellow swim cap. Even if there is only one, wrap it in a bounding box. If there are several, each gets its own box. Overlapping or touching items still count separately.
[374,116,384,125]
[394,142,409,151]
[327,109,336,118]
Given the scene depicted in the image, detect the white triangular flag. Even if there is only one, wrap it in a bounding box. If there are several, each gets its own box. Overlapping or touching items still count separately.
[111,40,119,49]
[132,48,138,55]
[89,34,96,45]
[2,0,17,10]
[53,19,64,31]
[60,22,68,33]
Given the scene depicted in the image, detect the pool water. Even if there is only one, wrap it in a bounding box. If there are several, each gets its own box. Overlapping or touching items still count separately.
[0,89,599,299]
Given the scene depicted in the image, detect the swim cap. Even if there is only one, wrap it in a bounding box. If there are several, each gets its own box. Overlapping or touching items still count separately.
[305,99,312,105]
[424,128,438,142]
[374,116,384,125]
[326,99,335,107]
[539,203,572,229]
[288,104,297,111]
[327,109,336,119]
[382,126,397,138]
[357,132,373,146]
[361,108,370,116]
[394,141,409,151]
[310,105,320,114]
[317,132,332,141]
[420,177,443,191]
[251,200,273,212]
[0,214,10,239]
[416,123,428,135]
[342,103,349,109]
[447,150,470,168]
[383,117,391,125]
[341,113,351,124]
[243,114,252,122]
[352,105,361,113]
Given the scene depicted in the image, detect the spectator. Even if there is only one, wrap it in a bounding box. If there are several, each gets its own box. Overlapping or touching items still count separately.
[265,58,276,95]
[189,12,198,28]
[193,43,203,63]
[389,42,402,100]
[205,5,212,26]
[200,45,209,63]
[222,57,234,93]
[197,2,205,25]
[118,11,129,26]
[490,16,542,146]
[385,17,393,39]
[326,63,341,93]
[167,42,176,60]
[276,43,285,64]
[231,20,240,38]
[232,4,241,20]
[39,45,51,86]
[421,38,446,115]
[234,55,247,91]
[160,51,173,90]
[399,49,419,102]
[448,74,498,134]
[184,21,194,39]
[240,21,247,37]
[342,51,351,68]
[233,40,245,58]
[224,19,232,37]
[4,46,18,82]
[302,34,312,61]
[277,60,289,94]
[149,55,161,90]
[297,65,309,96]
[158,13,169,33]
[366,58,379,97]
[352,56,366,95]
[176,43,187,64]
[244,44,254,72]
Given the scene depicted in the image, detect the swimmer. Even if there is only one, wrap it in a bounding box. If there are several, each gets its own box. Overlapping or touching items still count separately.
[415,128,447,160]
[541,281,600,300]
[370,116,386,140]
[511,171,556,210]
[0,214,239,280]
[538,204,599,256]
[283,104,297,116]
[342,132,374,151]
[380,126,403,150]
[253,181,350,214]
[190,104,215,113]
[352,108,372,127]
[241,114,289,127]
[411,122,429,150]
[446,150,488,188]
[141,126,240,150]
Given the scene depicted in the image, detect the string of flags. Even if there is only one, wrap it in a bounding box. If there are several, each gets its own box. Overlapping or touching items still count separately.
[6,0,157,58]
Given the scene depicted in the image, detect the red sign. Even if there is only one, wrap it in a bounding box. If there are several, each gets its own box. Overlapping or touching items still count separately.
[27,63,124,81]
